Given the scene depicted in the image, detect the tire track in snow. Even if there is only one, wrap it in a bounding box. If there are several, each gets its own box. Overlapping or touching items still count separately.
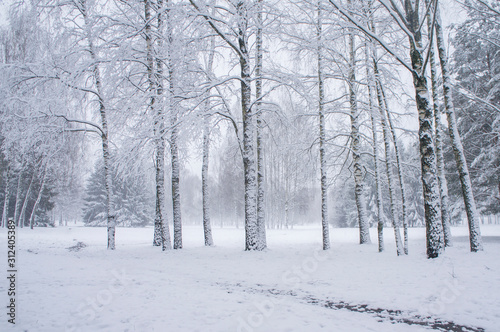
[219,283,485,332]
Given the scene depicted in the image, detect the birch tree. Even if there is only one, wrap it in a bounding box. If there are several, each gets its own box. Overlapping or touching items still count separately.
[317,0,331,250]
[189,0,263,250]
[434,1,483,252]
[256,0,267,250]
[346,6,371,245]
[426,3,452,247]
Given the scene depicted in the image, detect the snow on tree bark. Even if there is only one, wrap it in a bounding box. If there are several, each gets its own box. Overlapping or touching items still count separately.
[317,2,330,250]
[426,5,452,247]
[365,40,384,252]
[202,115,214,246]
[164,0,183,250]
[13,166,23,227]
[80,0,116,249]
[381,88,409,254]
[256,0,267,250]
[376,79,404,256]
[406,3,443,258]
[29,162,47,229]
[146,0,171,250]
[348,19,371,245]
[1,165,11,228]
[434,3,483,252]
[170,116,183,249]
[202,36,215,247]
[18,169,36,228]
[189,0,261,250]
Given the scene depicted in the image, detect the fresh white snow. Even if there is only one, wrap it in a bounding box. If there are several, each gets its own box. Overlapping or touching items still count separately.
[1,225,499,331]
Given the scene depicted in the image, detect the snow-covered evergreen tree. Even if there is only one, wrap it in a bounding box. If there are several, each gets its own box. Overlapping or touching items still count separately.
[82,161,153,227]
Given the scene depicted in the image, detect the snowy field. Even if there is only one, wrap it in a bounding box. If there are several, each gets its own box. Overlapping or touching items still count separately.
[1,224,500,332]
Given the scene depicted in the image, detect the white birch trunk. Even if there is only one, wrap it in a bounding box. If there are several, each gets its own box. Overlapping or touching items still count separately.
[317,1,330,250]
[348,16,371,244]
[202,36,215,247]
[147,0,164,248]
[365,42,384,252]
[81,0,115,249]
[1,165,11,228]
[434,3,482,252]
[406,3,443,258]
[29,163,47,229]
[381,89,409,254]
[426,5,452,247]
[13,168,23,227]
[18,170,36,229]
[165,0,182,250]
[376,80,404,256]
[189,0,259,250]
[236,1,259,251]
[202,115,214,246]
[255,0,267,250]
[170,118,182,249]
[154,0,172,251]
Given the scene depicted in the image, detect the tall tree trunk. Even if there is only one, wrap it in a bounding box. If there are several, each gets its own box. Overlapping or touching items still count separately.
[1,165,11,228]
[365,42,384,252]
[317,1,330,250]
[375,79,404,255]
[19,170,36,228]
[202,115,214,246]
[81,0,115,249]
[236,1,259,251]
[381,89,409,254]
[434,3,482,252]
[348,14,371,244]
[29,163,47,229]
[13,168,23,227]
[426,4,452,247]
[147,0,167,248]
[154,0,173,251]
[189,0,259,250]
[202,36,215,247]
[256,0,267,250]
[165,0,182,250]
[170,118,182,249]
[405,2,443,258]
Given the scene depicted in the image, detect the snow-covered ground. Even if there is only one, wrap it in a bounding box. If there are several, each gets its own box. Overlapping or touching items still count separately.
[1,224,499,331]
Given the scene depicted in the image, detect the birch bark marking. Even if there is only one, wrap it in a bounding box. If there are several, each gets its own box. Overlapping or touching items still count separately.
[364,38,384,252]
[256,0,267,250]
[317,1,330,250]
[381,89,409,254]
[376,79,404,256]
[189,0,260,250]
[166,0,182,249]
[426,3,452,247]
[347,2,371,244]
[236,0,258,250]
[202,37,215,247]
[13,166,23,227]
[18,170,36,228]
[434,3,482,252]
[80,0,116,249]
[147,0,172,250]
[2,165,11,228]
[29,162,47,229]
[405,1,443,258]
[202,115,214,246]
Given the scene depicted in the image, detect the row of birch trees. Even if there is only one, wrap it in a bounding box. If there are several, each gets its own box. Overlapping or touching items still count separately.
[1,0,497,258]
